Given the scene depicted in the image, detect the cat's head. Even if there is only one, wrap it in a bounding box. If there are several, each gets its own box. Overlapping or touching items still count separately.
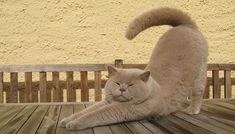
[104,65,152,104]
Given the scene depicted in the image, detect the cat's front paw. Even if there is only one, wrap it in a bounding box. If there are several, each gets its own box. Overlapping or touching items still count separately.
[66,121,86,130]
[60,118,71,127]
[184,106,200,115]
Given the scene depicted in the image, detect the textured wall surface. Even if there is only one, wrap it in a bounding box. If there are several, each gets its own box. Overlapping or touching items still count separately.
[0,0,235,65]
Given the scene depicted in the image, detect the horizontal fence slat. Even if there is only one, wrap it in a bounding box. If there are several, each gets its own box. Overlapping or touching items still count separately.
[25,72,32,103]
[0,64,108,72]
[0,72,3,103]
[10,72,18,103]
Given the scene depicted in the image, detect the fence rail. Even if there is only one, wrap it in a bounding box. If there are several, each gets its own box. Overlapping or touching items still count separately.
[0,59,234,103]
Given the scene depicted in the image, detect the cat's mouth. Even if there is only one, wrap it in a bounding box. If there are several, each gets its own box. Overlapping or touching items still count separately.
[113,94,133,102]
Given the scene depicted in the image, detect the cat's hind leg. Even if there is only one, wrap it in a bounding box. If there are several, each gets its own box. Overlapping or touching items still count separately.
[185,67,207,115]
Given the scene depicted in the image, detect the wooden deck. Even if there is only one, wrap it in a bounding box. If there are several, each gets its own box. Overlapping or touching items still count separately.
[0,99,234,134]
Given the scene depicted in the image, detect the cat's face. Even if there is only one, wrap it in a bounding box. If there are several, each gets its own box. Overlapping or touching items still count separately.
[105,66,152,104]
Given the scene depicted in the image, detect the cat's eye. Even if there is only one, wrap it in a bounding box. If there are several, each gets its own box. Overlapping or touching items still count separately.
[128,83,134,87]
[115,82,120,85]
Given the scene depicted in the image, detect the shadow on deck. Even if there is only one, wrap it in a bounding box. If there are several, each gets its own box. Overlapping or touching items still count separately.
[0,99,234,134]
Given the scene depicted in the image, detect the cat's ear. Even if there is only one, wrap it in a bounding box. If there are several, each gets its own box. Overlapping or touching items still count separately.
[107,65,118,77]
[138,71,150,82]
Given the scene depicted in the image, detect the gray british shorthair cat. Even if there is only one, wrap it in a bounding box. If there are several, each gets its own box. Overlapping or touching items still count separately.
[60,7,208,130]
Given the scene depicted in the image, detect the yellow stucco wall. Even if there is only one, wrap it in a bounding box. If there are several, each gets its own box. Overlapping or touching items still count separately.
[0,0,235,65]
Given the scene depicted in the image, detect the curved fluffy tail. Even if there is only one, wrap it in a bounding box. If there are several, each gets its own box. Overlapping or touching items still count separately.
[126,7,197,40]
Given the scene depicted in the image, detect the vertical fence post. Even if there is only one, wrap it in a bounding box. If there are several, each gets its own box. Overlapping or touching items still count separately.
[115,59,123,68]
[52,72,61,102]
[0,72,3,103]
[81,71,89,102]
[203,83,210,99]
[10,72,18,103]
[224,70,231,98]
[25,72,32,103]
[94,71,102,101]
[212,70,220,98]
[40,72,47,102]
[66,71,74,102]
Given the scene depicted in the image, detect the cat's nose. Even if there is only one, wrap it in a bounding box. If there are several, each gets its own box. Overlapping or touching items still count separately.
[120,88,126,92]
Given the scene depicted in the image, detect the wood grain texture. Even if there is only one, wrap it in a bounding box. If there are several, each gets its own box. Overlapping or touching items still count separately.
[17,105,49,134]
[66,71,75,102]
[224,70,232,98]
[52,72,62,102]
[0,105,37,134]
[36,105,61,134]
[0,72,3,103]
[94,71,102,101]
[24,72,32,103]
[10,72,18,103]
[40,72,47,102]
[81,71,89,102]
[212,70,220,98]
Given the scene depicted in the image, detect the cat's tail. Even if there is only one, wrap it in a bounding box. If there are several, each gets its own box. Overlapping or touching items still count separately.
[126,7,197,40]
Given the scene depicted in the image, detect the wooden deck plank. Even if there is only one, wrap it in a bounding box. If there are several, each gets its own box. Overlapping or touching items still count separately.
[140,120,169,134]
[74,104,94,134]
[0,106,25,129]
[125,121,152,134]
[17,105,50,134]
[0,105,37,134]
[179,111,235,133]
[36,105,61,134]
[110,124,132,134]
[174,112,233,134]
[152,116,192,134]
[55,104,74,134]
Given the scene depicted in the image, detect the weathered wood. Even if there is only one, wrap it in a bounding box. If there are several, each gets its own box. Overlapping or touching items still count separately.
[0,72,3,103]
[94,71,102,101]
[212,70,220,98]
[0,105,37,134]
[0,64,107,72]
[52,72,62,102]
[0,106,25,129]
[24,72,32,103]
[9,72,18,103]
[17,105,49,134]
[81,71,89,102]
[224,70,232,98]
[140,120,167,134]
[125,122,152,134]
[67,72,75,102]
[93,126,113,134]
[114,59,123,68]
[55,105,74,134]
[203,84,210,99]
[37,105,61,134]
[40,72,48,102]
[174,112,233,134]
[110,124,132,134]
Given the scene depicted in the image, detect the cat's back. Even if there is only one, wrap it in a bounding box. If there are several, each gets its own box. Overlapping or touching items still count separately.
[147,25,208,88]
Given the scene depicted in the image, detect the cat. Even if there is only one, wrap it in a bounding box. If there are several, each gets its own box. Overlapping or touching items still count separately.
[60,7,208,130]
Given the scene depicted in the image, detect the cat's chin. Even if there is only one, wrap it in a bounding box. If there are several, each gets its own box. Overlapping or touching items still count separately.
[114,95,132,102]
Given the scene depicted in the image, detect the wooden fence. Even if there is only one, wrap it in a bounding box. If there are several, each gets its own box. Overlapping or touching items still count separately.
[0,59,234,103]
